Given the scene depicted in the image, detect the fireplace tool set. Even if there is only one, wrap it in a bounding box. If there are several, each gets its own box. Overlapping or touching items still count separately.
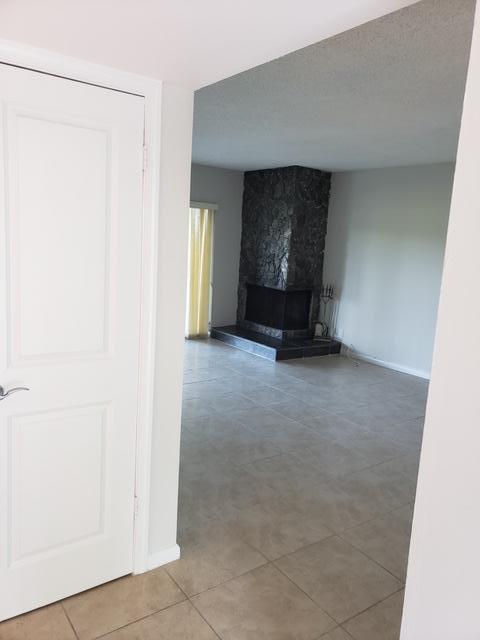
[314,284,334,340]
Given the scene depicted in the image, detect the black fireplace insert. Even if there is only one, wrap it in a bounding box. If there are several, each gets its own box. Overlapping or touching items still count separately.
[245,283,312,330]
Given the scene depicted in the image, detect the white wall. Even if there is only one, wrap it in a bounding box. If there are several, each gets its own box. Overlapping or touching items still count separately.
[324,163,455,378]
[148,82,193,564]
[190,163,243,326]
[401,5,480,638]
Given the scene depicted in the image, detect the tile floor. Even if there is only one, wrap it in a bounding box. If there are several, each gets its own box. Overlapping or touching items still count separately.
[0,338,426,639]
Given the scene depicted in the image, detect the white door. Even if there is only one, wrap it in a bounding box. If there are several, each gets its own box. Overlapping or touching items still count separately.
[0,64,145,620]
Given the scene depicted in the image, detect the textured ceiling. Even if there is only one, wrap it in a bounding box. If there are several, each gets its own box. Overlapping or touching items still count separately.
[193,0,475,171]
[0,0,419,89]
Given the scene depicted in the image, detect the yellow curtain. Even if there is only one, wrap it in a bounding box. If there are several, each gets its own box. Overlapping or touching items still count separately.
[186,207,214,338]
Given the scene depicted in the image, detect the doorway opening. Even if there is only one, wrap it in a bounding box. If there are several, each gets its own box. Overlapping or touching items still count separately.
[178,1,475,638]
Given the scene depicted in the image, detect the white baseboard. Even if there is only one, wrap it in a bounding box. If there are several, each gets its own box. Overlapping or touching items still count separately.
[147,544,181,570]
[343,348,430,380]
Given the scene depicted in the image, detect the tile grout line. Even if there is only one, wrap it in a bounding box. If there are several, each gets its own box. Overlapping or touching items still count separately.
[163,550,270,601]
[60,601,80,640]
[272,559,337,629]
[337,584,405,630]
[187,600,223,640]
[164,569,223,640]
[169,554,338,638]
[260,496,414,570]
[92,599,189,639]
[270,530,405,606]
[175,505,411,620]
[333,533,406,584]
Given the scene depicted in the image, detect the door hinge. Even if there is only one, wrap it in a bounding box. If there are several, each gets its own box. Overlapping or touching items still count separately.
[143,145,148,173]
[134,495,139,518]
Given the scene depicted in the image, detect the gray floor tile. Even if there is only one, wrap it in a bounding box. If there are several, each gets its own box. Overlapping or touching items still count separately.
[0,604,76,640]
[62,568,185,640]
[177,340,422,638]
[225,495,333,560]
[101,601,218,639]
[340,504,414,581]
[320,628,354,640]
[344,590,405,640]
[165,523,267,596]
[276,537,401,623]
[192,564,336,640]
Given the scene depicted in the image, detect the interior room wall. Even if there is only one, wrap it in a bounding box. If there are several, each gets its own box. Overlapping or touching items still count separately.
[323,162,455,378]
[401,4,479,636]
[190,163,244,326]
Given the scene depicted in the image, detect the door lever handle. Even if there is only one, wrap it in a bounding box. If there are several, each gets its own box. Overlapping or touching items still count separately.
[0,385,29,401]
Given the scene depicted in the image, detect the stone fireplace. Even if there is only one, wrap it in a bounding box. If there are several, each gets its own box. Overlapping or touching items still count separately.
[237,165,330,337]
[211,165,341,359]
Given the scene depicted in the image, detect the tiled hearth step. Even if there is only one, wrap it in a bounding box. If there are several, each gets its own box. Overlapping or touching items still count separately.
[210,325,341,361]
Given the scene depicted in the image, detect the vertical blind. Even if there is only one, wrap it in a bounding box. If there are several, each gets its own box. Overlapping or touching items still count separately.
[185,207,214,338]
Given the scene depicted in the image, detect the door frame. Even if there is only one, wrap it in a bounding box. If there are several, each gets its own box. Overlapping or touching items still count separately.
[0,39,160,574]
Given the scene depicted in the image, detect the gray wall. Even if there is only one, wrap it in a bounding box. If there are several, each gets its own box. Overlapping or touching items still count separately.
[324,162,455,378]
[190,163,243,326]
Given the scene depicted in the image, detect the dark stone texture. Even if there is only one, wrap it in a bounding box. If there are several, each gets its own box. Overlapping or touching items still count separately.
[237,166,331,330]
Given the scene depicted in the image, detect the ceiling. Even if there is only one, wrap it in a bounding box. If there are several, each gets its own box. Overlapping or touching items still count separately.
[0,0,420,89]
[192,0,475,172]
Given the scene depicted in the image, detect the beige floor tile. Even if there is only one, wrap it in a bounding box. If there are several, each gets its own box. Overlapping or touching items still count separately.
[335,466,415,517]
[183,366,236,384]
[282,483,375,533]
[334,398,422,430]
[183,380,228,400]
[193,564,335,640]
[237,417,327,456]
[299,414,413,465]
[0,604,75,640]
[180,446,230,483]
[264,427,330,455]
[320,628,353,640]
[209,393,259,413]
[299,414,370,438]
[62,568,185,640]
[102,601,218,639]
[179,344,421,640]
[275,536,401,623]
[242,453,328,494]
[292,441,375,478]
[226,496,333,560]
[165,523,267,596]
[344,590,405,640]
[182,397,218,420]
[229,407,303,431]
[243,385,292,406]
[180,465,277,520]
[208,426,283,466]
[269,399,331,421]
[373,455,420,482]
[183,413,246,438]
[341,505,413,580]
[177,488,220,538]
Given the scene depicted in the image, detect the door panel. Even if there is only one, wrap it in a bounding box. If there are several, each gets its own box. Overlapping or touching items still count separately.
[0,64,145,620]
[9,404,107,564]
[9,112,111,361]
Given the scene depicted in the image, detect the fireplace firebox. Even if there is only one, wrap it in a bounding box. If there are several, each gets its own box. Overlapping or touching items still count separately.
[245,284,311,331]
